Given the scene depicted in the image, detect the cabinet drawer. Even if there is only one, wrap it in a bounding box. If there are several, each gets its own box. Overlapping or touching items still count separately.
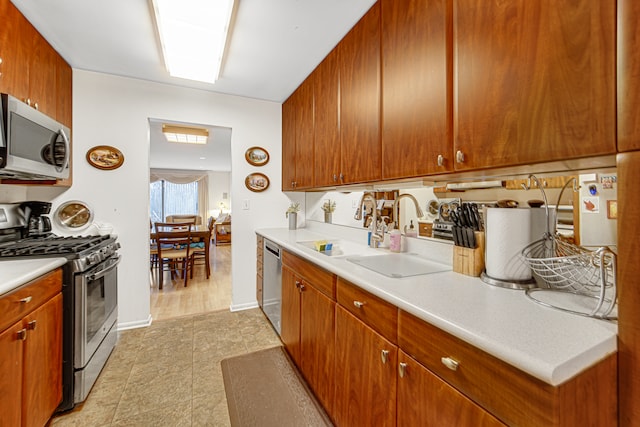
[418,221,433,238]
[337,278,397,344]
[398,310,617,426]
[282,250,336,299]
[0,268,62,333]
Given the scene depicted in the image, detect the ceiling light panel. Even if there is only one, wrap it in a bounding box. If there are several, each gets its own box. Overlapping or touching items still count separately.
[152,0,234,83]
[162,124,209,144]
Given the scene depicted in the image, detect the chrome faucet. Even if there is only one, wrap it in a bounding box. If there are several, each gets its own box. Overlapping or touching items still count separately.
[392,194,425,231]
[354,192,383,248]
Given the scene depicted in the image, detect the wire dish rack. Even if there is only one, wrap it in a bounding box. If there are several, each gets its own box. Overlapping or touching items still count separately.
[520,176,618,320]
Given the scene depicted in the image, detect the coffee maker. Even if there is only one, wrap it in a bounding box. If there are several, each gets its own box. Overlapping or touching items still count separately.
[19,201,52,237]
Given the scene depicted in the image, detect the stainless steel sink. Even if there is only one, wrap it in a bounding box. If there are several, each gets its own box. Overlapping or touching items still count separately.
[346,253,451,278]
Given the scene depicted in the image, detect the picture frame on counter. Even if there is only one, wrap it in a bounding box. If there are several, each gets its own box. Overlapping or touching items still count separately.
[86,145,125,170]
[245,173,270,192]
[245,146,269,166]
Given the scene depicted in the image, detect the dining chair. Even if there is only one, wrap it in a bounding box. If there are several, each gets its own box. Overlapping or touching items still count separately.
[192,216,214,279]
[154,222,196,289]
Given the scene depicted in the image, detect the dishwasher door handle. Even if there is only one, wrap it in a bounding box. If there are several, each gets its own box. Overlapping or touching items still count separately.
[265,243,280,258]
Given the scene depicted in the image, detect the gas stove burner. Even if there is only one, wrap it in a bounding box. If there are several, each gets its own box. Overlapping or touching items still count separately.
[0,234,114,258]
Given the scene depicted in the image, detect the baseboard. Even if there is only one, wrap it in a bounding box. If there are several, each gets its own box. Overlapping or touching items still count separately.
[117,314,152,331]
[230,301,259,312]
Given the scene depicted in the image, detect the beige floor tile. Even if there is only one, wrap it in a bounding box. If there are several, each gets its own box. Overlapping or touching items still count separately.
[192,390,231,427]
[111,400,192,427]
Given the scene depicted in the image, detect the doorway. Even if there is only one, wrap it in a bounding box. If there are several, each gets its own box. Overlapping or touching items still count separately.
[148,118,233,319]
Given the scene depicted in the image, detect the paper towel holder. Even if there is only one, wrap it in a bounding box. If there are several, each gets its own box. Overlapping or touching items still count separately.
[480,271,537,290]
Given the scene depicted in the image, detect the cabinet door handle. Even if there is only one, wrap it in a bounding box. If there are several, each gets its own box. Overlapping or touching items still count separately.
[339,173,344,183]
[456,150,465,163]
[398,362,407,378]
[381,349,389,364]
[27,320,37,331]
[17,329,27,341]
[19,296,33,304]
[441,356,460,371]
[353,300,365,309]
[299,283,305,292]
[333,174,338,182]
[295,280,301,288]
[437,154,444,167]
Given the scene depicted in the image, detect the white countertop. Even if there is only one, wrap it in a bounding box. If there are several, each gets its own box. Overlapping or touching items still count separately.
[257,227,617,386]
[0,258,67,296]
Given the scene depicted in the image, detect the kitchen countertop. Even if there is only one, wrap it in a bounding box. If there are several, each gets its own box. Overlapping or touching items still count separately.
[0,258,67,296]
[257,227,618,386]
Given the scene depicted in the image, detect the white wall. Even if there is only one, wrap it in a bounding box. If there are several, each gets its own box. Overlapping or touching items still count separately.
[208,171,231,217]
[26,70,291,328]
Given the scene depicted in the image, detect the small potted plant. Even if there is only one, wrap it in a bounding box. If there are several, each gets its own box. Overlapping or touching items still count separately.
[321,199,336,223]
[286,202,300,230]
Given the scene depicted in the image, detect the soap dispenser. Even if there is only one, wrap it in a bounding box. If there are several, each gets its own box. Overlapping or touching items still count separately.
[405,220,418,238]
[390,226,402,252]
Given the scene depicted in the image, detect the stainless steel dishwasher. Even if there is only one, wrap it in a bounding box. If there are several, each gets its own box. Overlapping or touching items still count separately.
[262,238,282,335]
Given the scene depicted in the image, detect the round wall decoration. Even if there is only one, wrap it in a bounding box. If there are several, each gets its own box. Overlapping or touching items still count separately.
[245,173,270,192]
[55,200,94,230]
[86,145,124,170]
[245,147,269,166]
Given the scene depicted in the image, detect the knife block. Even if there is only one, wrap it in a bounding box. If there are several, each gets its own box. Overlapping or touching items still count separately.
[453,231,485,277]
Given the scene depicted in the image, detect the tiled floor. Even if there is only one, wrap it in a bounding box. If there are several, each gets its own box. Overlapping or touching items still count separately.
[50,309,282,426]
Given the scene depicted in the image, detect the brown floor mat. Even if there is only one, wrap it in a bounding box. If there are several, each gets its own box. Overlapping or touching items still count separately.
[221,346,333,427]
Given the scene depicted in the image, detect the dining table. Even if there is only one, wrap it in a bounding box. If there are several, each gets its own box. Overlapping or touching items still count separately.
[150,224,212,271]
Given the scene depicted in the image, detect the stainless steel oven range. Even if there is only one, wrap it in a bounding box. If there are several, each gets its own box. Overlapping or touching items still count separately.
[0,203,120,412]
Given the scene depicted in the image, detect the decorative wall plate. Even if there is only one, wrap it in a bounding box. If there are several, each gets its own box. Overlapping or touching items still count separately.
[245,173,270,192]
[245,147,269,166]
[86,145,124,170]
[55,200,93,230]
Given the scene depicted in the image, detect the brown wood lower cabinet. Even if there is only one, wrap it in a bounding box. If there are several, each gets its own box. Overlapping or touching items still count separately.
[281,251,336,418]
[334,306,397,427]
[397,351,505,426]
[0,268,63,427]
[278,255,617,426]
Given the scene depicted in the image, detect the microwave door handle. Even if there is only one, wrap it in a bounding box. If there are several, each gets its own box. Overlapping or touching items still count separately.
[57,128,70,173]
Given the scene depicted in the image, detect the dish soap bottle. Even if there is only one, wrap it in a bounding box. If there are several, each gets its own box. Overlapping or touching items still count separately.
[405,220,418,238]
[390,227,402,252]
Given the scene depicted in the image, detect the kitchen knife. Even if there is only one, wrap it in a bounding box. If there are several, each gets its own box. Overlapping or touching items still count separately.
[470,203,482,231]
[466,226,476,248]
[465,203,477,230]
[450,211,461,246]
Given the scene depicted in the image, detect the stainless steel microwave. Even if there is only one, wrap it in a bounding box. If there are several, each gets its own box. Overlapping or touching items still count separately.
[0,93,70,180]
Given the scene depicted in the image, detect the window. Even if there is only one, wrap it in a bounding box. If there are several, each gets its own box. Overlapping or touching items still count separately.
[150,180,199,223]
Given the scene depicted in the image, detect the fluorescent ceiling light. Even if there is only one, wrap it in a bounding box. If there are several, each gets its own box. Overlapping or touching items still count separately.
[152,0,234,83]
[162,124,209,145]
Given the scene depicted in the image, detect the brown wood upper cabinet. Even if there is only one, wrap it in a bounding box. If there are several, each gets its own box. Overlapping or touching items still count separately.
[282,75,314,191]
[618,0,640,152]
[337,2,382,185]
[313,49,341,187]
[381,0,452,179]
[453,0,616,170]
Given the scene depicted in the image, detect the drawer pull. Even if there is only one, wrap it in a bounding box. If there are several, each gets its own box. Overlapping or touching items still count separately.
[381,349,389,364]
[353,300,365,309]
[27,320,37,331]
[398,362,407,378]
[17,329,27,341]
[437,154,444,167]
[441,357,460,371]
[19,296,33,304]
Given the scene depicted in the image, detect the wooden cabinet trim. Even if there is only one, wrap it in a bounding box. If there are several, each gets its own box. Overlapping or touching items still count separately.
[282,250,336,299]
[0,269,63,333]
[398,309,617,426]
[336,277,397,344]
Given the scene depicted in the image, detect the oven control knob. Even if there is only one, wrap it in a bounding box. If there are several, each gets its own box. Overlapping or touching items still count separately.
[89,253,101,265]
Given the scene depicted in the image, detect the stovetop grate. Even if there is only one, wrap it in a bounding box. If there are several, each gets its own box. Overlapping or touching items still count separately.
[0,234,112,257]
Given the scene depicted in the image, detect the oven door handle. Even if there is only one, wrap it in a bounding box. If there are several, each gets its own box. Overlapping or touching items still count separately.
[89,255,121,281]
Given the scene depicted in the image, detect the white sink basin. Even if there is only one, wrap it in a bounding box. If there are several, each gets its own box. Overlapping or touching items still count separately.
[296,239,373,257]
[346,253,451,278]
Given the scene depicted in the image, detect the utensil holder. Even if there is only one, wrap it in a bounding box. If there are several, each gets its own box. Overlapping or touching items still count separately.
[453,231,485,277]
